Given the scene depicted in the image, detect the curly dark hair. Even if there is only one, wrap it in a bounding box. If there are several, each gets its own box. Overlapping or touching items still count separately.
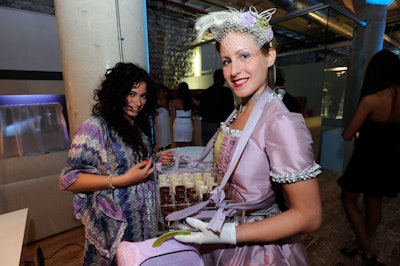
[92,62,157,155]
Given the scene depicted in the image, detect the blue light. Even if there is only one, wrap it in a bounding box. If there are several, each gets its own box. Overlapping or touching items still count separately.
[366,0,394,5]
[0,94,64,106]
[0,94,69,133]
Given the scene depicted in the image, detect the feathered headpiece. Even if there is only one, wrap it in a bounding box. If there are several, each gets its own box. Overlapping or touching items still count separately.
[195,6,277,47]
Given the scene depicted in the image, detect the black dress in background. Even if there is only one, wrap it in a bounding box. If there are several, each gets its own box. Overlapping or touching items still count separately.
[337,120,400,197]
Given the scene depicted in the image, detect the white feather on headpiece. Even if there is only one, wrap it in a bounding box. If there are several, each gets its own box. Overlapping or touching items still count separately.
[195,8,241,42]
[195,6,277,47]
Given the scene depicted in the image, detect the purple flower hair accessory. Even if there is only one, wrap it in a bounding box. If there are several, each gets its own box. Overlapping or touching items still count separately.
[239,12,257,28]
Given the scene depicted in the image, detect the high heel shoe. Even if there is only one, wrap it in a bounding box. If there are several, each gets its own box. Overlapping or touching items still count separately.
[341,246,362,258]
[362,254,385,266]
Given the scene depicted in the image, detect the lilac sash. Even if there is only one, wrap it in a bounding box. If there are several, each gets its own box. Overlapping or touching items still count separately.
[166,88,273,233]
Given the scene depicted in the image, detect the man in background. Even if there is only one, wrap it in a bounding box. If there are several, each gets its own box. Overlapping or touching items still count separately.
[199,69,235,145]
[273,68,301,113]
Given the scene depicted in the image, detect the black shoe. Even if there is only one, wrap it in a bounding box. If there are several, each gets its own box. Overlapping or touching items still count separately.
[362,254,385,266]
[341,246,362,258]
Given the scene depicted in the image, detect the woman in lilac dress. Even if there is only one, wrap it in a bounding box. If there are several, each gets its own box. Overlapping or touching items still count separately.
[172,6,322,265]
[60,63,171,265]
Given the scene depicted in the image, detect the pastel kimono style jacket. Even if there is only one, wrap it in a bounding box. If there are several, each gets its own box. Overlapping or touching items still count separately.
[168,87,320,266]
[60,115,156,265]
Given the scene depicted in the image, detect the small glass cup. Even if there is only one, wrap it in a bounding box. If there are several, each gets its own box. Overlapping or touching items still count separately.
[161,205,176,219]
[186,187,196,196]
[175,185,186,196]
[202,192,211,201]
[159,186,170,196]
[160,195,172,205]
[176,203,189,211]
[169,173,179,182]
[188,193,199,203]
[158,174,168,183]
[175,196,186,205]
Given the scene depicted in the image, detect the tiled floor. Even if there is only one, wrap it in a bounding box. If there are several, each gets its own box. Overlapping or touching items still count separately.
[304,170,400,266]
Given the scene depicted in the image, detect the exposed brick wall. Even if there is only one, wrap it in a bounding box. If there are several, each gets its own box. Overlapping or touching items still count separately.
[146,0,199,89]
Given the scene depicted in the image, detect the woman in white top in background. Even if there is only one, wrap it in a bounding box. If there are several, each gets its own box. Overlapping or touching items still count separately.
[169,82,194,147]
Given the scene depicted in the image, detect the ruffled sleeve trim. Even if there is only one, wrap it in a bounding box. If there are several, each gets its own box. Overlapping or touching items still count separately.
[270,163,321,183]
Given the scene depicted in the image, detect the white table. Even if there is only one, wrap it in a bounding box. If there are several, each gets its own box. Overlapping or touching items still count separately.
[168,146,213,161]
[0,208,28,266]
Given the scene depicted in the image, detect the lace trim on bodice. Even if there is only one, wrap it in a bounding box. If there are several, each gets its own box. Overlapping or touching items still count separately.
[270,163,321,183]
[220,122,241,136]
[215,123,241,174]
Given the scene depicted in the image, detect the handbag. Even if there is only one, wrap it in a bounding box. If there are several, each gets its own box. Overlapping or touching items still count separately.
[116,238,204,266]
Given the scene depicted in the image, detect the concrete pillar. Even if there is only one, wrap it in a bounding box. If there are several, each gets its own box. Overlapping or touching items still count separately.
[340,0,388,170]
[342,1,388,125]
[54,0,149,136]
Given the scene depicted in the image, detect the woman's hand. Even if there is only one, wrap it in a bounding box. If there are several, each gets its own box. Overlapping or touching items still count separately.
[157,150,174,165]
[116,157,154,186]
[174,217,237,244]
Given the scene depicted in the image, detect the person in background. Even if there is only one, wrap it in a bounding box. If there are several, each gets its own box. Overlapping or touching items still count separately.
[272,67,302,113]
[169,81,194,147]
[155,84,172,151]
[337,49,400,266]
[199,68,235,145]
[60,62,171,265]
[172,6,322,265]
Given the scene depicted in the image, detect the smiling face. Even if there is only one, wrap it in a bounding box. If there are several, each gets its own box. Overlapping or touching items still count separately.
[219,32,276,100]
[124,81,147,120]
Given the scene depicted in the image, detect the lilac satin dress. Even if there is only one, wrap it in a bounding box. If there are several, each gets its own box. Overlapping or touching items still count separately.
[167,88,320,266]
[201,90,319,266]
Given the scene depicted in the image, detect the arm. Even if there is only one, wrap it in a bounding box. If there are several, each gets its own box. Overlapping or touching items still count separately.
[66,148,173,193]
[236,178,321,242]
[66,158,153,193]
[342,97,372,141]
[240,110,321,242]
[175,110,321,244]
[176,178,321,245]
[60,116,161,193]
[66,149,173,193]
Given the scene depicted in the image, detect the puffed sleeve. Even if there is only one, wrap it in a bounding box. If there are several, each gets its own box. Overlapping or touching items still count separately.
[266,112,320,183]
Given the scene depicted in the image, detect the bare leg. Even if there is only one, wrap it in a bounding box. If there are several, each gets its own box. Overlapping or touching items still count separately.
[340,189,374,256]
[364,195,382,245]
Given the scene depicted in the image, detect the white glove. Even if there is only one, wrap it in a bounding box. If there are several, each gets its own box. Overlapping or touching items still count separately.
[174,217,237,244]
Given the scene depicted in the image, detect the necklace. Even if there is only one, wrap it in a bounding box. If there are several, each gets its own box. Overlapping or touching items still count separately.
[239,93,261,113]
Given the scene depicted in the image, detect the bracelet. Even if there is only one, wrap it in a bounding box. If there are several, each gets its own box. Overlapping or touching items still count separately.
[108,174,116,190]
